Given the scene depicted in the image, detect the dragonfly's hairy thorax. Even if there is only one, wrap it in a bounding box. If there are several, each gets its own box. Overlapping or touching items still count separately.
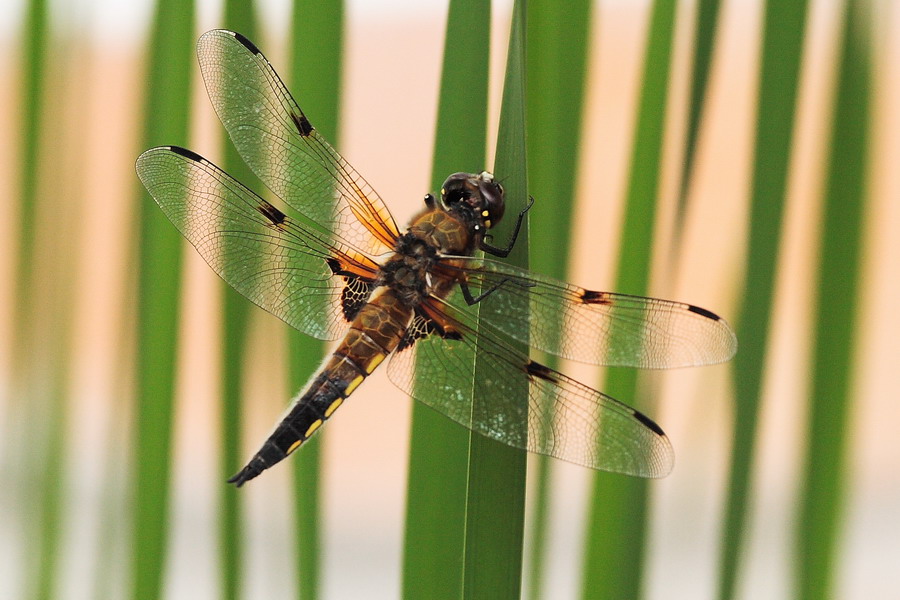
[408,208,477,255]
[377,208,475,308]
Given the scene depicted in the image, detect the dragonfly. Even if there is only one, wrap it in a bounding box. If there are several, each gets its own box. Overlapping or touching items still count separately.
[136,30,737,487]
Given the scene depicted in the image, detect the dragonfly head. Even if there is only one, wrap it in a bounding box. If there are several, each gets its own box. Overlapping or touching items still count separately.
[440,171,506,232]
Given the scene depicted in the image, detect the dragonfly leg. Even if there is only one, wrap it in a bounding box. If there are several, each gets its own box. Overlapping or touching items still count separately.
[479,196,535,257]
[460,277,535,305]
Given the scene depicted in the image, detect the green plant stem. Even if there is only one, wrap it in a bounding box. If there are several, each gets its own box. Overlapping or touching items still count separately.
[795,1,870,598]
[524,1,591,597]
[462,2,528,598]
[289,2,345,598]
[402,1,490,598]
[132,3,195,600]
[581,0,677,598]
[718,1,809,598]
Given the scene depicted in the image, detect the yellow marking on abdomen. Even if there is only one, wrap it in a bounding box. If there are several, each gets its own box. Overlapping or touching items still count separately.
[324,397,343,418]
[287,439,303,455]
[344,374,365,397]
[364,352,386,374]
[305,419,323,438]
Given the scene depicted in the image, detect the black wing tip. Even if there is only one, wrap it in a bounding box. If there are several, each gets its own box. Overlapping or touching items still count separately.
[199,29,261,56]
[230,31,261,55]
[687,304,721,321]
[632,408,666,438]
[135,146,205,175]
[631,410,675,478]
[167,145,205,162]
[686,304,740,361]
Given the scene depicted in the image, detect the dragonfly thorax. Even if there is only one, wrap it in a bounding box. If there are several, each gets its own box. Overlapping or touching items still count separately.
[378,233,441,307]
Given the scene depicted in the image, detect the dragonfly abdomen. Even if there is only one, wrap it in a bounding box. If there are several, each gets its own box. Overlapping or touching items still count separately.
[228,289,412,486]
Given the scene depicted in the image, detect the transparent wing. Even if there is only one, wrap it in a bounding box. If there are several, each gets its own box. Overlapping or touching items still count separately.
[438,256,737,368]
[136,146,380,341]
[197,29,400,255]
[386,297,674,477]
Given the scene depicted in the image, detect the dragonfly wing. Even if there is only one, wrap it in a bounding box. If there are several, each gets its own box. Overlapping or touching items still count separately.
[386,297,674,477]
[196,29,400,255]
[136,146,380,341]
[439,256,737,368]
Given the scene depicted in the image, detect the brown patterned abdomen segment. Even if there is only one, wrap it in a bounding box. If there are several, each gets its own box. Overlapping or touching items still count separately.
[228,289,412,486]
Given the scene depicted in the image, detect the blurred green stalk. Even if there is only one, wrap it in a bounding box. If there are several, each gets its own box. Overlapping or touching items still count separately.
[132,3,195,599]
[674,0,721,228]
[15,3,51,599]
[218,5,258,600]
[402,0,489,597]
[720,1,808,598]
[288,1,345,598]
[524,1,591,598]
[582,1,677,597]
[795,1,870,598]
[462,1,528,597]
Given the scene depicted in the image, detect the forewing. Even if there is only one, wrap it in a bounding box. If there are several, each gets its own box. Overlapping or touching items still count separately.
[439,256,737,368]
[386,299,674,477]
[197,29,400,255]
[136,146,379,341]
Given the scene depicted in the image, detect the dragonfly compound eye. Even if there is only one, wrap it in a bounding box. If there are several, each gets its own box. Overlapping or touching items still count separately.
[474,173,505,228]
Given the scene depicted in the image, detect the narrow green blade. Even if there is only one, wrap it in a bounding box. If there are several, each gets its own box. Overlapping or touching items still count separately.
[524,1,592,598]
[795,1,870,598]
[217,6,259,600]
[462,2,528,598]
[718,1,809,598]
[289,2,345,598]
[402,0,490,598]
[13,2,52,598]
[29,37,88,600]
[581,0,677,598]
[674,0,722,227]
[132,3,195,600]
[11,0,47,360]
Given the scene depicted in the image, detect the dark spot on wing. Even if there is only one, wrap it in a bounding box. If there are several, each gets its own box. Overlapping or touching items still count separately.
[581,290,612,305]
[340,276,372,322]
[231,31,261,55]
[631,409,666,437]
[256,200,287,226]
[326,257,342,274]
[445,329,463,342]
[396,332,414,352]
[397,313,462,352]
[291,111,314,137]
[326,256,363,279]
[525,360,562,384]
[324,257,375,321]
[526,359,668,438]
[397,317,427,352]
[687,304,720,321]
[169,146,205,163]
